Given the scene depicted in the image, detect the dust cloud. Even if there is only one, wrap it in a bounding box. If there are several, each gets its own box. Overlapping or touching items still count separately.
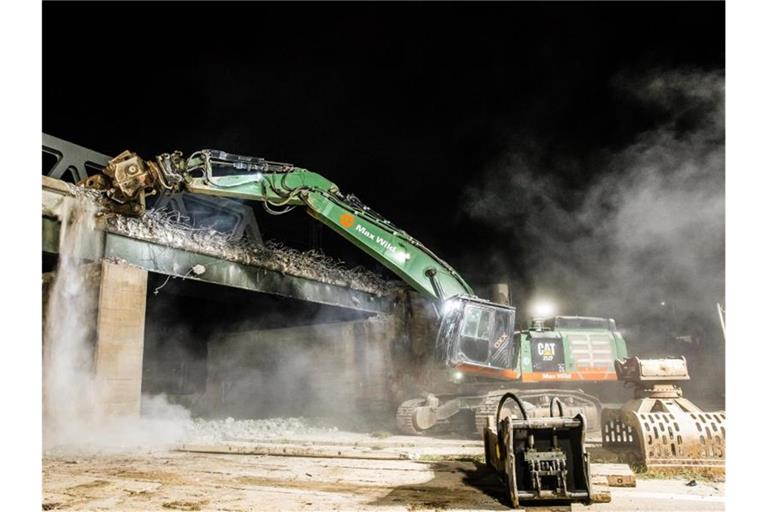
[184,313,395,431]
[43,196,193,454]
[43,194,394,452]
[464,69,725,402]
[44,197,101,450]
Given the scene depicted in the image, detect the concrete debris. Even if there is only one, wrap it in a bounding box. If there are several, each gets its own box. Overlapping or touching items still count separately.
[50,185,400,296]
[65,181,107,205]
[186,417,341,444]
[107,209,397,296]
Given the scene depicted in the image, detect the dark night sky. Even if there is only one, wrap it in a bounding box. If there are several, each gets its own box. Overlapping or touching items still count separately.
[43,1,725,289]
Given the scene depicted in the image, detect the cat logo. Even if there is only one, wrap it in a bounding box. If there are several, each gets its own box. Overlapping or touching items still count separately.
[339,213,355,228]
[537,342,556,361]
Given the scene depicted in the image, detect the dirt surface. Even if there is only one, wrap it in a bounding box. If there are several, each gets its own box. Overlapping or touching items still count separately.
[43,450,506,511]
[42,410,724,511]
[43,446,724,511]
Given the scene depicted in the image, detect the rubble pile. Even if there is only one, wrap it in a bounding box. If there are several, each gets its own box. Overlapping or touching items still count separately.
[186,417,341,443]
[108,209,396,295]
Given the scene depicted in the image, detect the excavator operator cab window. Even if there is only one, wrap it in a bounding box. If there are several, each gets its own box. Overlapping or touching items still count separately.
[459,305,493,361]
[461,306,492,339]
[436,300,517,370]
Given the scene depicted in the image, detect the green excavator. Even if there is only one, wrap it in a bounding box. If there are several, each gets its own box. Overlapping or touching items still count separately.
[80,147,723,473]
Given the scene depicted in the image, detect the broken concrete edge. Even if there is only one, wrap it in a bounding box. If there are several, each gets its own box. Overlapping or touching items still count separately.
[590,463,637,487]
[42,234,150,283]
[42,177,402,299]
[589,476,613,503]
[43,214,397,314]
[43,174,75,195]
[107,213,399,296]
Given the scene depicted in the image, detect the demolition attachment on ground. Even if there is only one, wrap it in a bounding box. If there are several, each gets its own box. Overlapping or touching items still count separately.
[601,357,725,475]
[483,392,592,508]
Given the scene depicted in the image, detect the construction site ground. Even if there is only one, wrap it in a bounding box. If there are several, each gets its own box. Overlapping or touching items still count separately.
[43,432,725,511]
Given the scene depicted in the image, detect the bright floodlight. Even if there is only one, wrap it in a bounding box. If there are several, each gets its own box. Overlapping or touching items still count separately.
[532,300,556,318]
[441,299,461,316]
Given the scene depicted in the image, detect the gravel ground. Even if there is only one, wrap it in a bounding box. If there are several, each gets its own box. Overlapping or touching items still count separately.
[186,417,343,444]
[42,448,725,511]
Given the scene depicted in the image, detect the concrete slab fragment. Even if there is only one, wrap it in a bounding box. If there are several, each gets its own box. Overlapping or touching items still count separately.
[591,463,636,487]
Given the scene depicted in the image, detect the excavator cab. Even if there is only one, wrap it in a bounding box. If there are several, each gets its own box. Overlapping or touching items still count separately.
[435,297,518,375]
[396,297,519,434]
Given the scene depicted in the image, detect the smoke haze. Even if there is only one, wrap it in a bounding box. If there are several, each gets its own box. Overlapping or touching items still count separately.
[464,69,725,400]
[44,197,101,449]
[43,191,398,455]
[43,197,194,453]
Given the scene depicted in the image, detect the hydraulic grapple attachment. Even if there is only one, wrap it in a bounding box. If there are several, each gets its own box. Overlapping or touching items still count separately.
[601,357,725,475]
[483,393,592,509]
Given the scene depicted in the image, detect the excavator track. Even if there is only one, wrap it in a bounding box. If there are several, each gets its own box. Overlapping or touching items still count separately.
[474,391,516,434]
[396,398,428,435]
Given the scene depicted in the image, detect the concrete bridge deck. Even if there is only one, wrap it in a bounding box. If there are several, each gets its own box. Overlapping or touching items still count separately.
[43,175,396,315]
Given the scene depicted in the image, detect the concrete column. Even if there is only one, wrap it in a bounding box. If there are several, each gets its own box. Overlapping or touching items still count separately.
[42,272,54,420]
[93,261,148,417]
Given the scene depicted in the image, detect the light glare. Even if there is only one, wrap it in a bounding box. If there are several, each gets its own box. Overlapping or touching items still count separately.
[532,300,556,317]
[441,299,460,316]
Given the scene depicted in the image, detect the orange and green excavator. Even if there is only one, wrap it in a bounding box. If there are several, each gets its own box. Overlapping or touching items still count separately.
[81,147,723,472]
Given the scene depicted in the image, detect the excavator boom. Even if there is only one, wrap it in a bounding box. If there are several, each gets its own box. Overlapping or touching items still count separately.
[84,148,476,302]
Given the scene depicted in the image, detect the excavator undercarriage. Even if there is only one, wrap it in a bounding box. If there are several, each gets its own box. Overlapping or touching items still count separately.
[398,357,726,476]
[396,388,603,436]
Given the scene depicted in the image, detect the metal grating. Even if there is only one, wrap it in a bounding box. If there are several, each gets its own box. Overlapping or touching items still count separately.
[568,333,614,369]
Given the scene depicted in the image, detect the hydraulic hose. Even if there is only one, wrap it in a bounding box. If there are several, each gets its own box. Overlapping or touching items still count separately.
[550,397,565,417]
[496,392,528,428]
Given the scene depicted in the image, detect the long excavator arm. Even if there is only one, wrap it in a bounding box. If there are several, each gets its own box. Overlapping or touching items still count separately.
[81,146,528,436]
[83,148,474,302]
